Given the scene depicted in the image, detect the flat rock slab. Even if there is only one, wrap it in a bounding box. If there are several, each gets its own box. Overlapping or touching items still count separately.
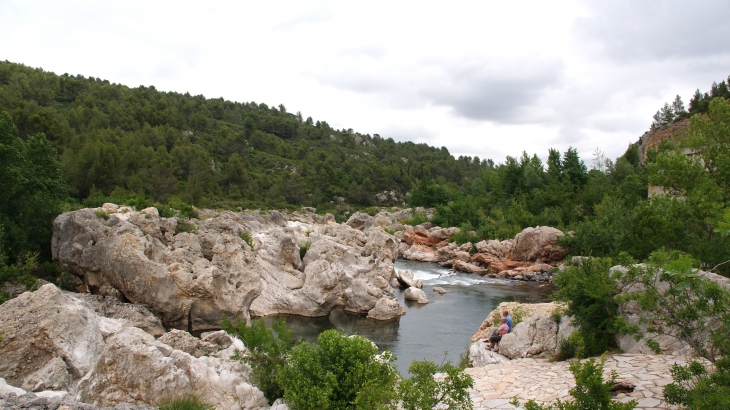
[466,354,693,409]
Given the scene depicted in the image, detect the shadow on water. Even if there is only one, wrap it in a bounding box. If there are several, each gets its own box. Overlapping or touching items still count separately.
[261,259,555,375]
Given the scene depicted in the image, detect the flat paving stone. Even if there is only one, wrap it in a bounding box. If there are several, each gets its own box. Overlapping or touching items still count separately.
[465,354,699,409]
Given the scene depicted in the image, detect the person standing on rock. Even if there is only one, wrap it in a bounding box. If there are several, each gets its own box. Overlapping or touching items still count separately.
[487,318,509,351]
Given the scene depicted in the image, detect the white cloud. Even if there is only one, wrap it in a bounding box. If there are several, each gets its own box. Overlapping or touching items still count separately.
[1,0,728,165]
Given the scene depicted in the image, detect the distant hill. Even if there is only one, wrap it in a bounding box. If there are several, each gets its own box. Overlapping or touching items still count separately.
[0,60,488,214]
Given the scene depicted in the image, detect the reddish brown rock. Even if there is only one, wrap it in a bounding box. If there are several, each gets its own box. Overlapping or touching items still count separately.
[453,260,490,275]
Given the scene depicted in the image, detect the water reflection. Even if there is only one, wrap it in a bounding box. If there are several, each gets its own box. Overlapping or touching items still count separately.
[260,259,554,375]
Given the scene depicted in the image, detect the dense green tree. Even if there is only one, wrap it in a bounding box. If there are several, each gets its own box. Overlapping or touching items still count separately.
[0,112,68,260]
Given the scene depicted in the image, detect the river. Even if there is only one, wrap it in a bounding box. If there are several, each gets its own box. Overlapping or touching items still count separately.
[263,259,554,375]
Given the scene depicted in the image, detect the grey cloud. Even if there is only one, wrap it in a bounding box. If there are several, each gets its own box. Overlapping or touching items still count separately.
[422,61,563,122]
[577,0,730,62]
[316,58,564,124]
[553,126,588,146]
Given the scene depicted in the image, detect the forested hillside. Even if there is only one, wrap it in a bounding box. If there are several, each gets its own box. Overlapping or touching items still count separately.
[0,60,480,212]
[0,60,729,277]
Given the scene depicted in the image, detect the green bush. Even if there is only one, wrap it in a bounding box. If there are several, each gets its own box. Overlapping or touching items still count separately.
[511,358,636,410]
[663,358,730,409]
[448,223,480,246]
[239,230,254,249]
[299,241,311,260]
[553,331,583,361]
[405,211,429,226]
[176,220,198,234]
[613,250,730,408]
[158,394,214,410]
[156,205,176,218]
[399,359,474,410]
[0,252,39,304]
[221,317,293,403]
[551,257,632,357]
[278,329,399,409]
[168,198,198,219]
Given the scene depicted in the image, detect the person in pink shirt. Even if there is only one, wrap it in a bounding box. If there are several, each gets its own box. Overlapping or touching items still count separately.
[487,318,510,352]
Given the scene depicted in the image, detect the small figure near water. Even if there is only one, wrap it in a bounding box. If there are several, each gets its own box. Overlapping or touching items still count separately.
[485,317,510,351]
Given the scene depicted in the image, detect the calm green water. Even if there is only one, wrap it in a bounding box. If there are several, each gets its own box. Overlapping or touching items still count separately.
[262,259,554,375]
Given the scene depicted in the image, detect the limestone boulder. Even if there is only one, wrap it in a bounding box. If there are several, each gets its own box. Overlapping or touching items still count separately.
[509,226,565,263]
[0,284,267,409]
[346,212,374,231]
[74,293,166,337]
[77,327,266,409]
[402,244,439,262]
[251,224,402,318]
[367,297,406,320]
[452,260,490,275]
[468,340,510,368]
[400,225,458,247]
[404,287,429,304]
[157,329,220,358]
[432,287,448,294]
[475,239,513,258]
[498,314,576,359]
[0,284,109,387]
[52,208,263,331]
[395,270,422,289]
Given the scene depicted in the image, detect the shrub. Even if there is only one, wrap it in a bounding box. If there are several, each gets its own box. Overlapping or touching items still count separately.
[449,223,480,245]
[95,210,110,220]
[277,329,399,410]
[511,358,636,410]
[156,205,176,218]
[553,331,583,361]
[158,394,214,410]
[221,317,293,403]
[176,220,198,234]
[663,358,730,409]
[551,257,632,356]
[399,358,474,410]
[405,211,429,226]
[299,241,311,260]
[0,252,39,304]
[239,231,254,249]
[168,198,198,219]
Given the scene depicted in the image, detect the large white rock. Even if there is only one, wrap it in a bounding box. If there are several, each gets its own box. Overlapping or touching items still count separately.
[0,284,267,409]
[76,327,266,409]
[53,206,406,324]
[497,314,576,360]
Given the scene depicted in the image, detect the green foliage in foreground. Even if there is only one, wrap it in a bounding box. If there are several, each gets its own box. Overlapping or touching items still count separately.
[223,320,474,409]
[221,317,293,403]
[399,359,474,410]
[278,330,400,409]
[663,358,730,409]
[551,257,633,357]
[158,395,214,410]
[511,358,636,410]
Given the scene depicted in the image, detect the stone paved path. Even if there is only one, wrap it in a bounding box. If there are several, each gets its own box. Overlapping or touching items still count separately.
[465,354,694,409]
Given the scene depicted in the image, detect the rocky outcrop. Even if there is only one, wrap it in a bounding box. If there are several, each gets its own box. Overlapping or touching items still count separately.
[52,205,262,331]
[508,226,565,263]
[53,205,406,327]
[0,284,267,409]
[638,118,690,164]
[395,224,565,283]
[471,302,565,343]
[498,314,576,359]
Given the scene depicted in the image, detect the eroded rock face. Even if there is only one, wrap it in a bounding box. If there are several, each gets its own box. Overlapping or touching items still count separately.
[0,284,267,409]
[53,205,405,326]
[498,315,576,359]
[52,207,262,331]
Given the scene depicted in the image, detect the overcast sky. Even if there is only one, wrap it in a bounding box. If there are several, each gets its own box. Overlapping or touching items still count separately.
[2,0,729,165]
